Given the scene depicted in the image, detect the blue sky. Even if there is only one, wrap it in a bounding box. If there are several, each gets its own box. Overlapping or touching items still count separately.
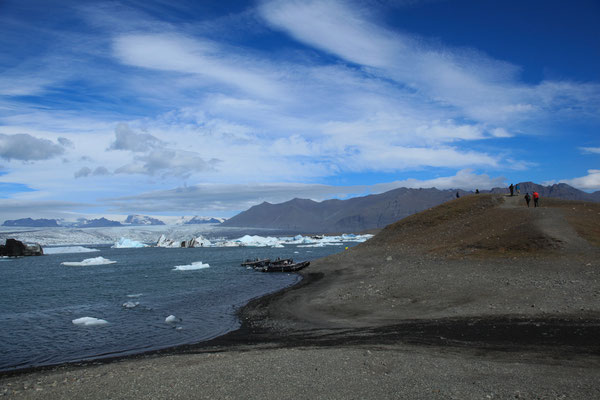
[0,0,598,220]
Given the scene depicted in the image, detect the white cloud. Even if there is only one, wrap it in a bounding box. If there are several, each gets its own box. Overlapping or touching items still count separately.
[560,169,600,191]
[104,169,505,214]
[108,123,164,152]
[0,133,65,161]
[113,33,285,99]
[581,147,600,154]
[259,0,600,124]
[372,169,505,192]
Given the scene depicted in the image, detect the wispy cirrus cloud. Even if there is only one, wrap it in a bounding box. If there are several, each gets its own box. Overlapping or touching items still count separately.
[580,147,600,155]
[258,0,600,124]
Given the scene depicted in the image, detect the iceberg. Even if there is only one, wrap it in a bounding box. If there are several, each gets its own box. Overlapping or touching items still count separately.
[165,315,178,323]
[72,317,109,326]
[122,301,140,308]
[173,261,210,271]
[61,256,117,266]
[234,235,283,247]
[155,234,212,248]
[112,237,147,248]
[44,246,100,254]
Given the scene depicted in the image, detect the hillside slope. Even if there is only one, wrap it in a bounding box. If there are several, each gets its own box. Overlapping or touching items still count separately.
[243,194,600,330]
[223,182,599,232]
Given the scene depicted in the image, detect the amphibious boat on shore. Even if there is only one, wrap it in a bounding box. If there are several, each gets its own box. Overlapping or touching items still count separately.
[241,257,310,273]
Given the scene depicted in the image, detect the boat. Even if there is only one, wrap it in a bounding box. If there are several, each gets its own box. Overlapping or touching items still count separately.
[241,257,310,272]
[241,258,271,268]
[258,260,310,273]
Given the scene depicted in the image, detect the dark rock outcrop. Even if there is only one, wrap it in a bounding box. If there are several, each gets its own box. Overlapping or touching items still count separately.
[0,239,43,256]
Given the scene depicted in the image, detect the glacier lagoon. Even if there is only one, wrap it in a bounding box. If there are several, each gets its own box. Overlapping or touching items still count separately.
[0,228,370,372]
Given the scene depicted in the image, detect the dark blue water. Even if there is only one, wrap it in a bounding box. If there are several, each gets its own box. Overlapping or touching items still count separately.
[0,244,349,371]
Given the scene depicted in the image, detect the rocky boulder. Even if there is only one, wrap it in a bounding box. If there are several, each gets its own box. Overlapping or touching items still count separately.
[0,238,44,256]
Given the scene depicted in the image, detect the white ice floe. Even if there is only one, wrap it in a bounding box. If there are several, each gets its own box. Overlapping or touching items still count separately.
[112,237,147,248]
[127,293,143,298]
[233,235,283,247]
[154,233,373,248]
[61,256,117,266]
[72,317,109,326]
[165,315,178,323]
[44,246,100,254]
[172,261,210,271]
[122,301,140,308]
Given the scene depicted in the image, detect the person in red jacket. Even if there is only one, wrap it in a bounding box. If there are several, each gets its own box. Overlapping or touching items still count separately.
[532,191,540,207]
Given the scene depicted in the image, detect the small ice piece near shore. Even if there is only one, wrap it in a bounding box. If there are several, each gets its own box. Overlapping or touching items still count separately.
[172,261,210,271]
[45,246,100,254]
[112,237,147,248]
[61,256,117,266]
[165,315,178,323]
[72,317,108,326]
[122,301,139,308]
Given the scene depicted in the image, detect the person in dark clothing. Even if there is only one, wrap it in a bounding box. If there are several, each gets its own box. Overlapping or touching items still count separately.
[524,193,531,207]
[533,191,540,207]
[509,183,514,196]
[475,189,479,194]
[456,192,460,198]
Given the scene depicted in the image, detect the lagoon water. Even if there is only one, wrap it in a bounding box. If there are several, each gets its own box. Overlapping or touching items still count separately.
[0,243,353,371]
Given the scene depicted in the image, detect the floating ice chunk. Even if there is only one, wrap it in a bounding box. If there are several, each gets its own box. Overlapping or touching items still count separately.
[72,317,108,326]
[61,257,117,266]
[112,237,147,248]
[165,315,178,323]
[234,235,282,247]
[44,246,100,254]
[127,293,143,298]
[122,301,139,308]
[173,261,210,271]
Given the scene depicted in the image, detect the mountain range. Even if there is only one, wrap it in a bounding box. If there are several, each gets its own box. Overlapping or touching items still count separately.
[221,182,600,232]
[1,215,225,228]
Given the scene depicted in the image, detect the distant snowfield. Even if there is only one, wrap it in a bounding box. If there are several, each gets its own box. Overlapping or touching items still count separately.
[0,224,219,246]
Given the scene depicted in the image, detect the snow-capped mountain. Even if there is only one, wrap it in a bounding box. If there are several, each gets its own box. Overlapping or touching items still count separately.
[124,215,165,226]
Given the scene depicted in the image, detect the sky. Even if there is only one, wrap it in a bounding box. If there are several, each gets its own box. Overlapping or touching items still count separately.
[0,0,599,221]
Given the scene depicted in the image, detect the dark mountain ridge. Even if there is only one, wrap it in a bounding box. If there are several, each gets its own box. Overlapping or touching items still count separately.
[221,182,599,232]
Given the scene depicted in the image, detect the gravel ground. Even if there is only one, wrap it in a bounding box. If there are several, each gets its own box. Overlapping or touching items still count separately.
[2,195,599,399]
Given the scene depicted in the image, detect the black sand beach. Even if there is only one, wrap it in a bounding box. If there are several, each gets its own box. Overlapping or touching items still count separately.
[2,195,600,399]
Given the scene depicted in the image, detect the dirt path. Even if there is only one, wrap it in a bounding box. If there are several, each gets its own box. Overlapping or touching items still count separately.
[502,195,594,253]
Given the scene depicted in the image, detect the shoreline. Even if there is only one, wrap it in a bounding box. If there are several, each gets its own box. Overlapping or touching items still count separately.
[0,272,310,377]
[4,251,599,378]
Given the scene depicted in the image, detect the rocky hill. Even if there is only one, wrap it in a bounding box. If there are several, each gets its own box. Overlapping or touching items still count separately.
[243,193,600,333]
[222,187,468,232]
[222,182,598,232]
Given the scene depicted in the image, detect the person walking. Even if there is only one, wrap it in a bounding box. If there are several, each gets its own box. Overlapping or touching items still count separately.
[509,183,514,196]
[533,191,540,207]
[524,193,531,207]
[516,183,520,194]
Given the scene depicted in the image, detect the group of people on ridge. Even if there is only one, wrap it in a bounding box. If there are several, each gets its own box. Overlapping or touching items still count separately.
[509,183,539,207]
